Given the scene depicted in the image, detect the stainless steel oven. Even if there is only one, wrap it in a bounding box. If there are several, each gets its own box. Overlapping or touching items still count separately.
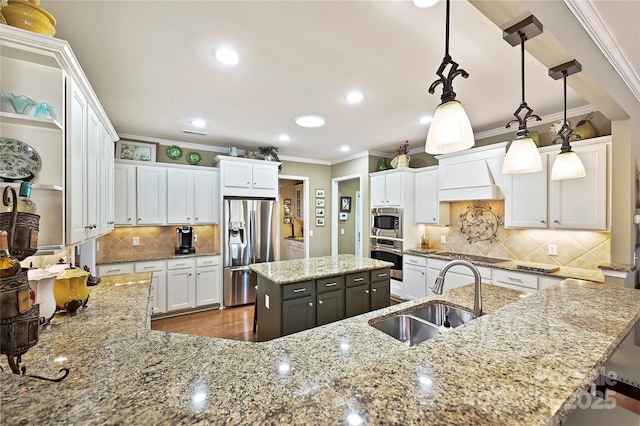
[371,207,402,238]
[370,238,403,281]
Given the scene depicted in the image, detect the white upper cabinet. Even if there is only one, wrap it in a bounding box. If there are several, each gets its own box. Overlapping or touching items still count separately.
[136,166,167,225]
[216,156,279,198]
[505,136,610,231]
[369,169,414,208]
[114,163,137,226]
[167,168,195,224]
[193,169,219,224]
[548,140,608,230]
[66,79,88,244]
[414,167,449,225]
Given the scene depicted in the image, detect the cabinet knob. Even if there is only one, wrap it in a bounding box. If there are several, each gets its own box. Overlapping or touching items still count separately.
[372,288,377,292]
[540,220,546,224]
[318,300,323,304]
[187,217,191,220]
[365,290,370,294]
[308,302,313,307]
[138,218,142,221]
[195,217,199,221]
[553,220,560,224]
[128,218,132,221]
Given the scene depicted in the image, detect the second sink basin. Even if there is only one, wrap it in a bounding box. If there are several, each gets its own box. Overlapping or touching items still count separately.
[370,302,475,346]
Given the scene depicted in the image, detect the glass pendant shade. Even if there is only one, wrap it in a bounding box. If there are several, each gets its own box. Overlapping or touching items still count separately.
[502,137,542,174]
[550,151,586,180]
[425,100,474,155]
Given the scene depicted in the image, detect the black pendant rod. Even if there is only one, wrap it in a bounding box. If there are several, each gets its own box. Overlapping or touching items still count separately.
[548,59,582,149]
[444,0,450,58]
[520,33,526,104]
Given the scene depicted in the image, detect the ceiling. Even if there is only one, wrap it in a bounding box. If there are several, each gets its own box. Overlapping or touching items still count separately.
[42,0,616,163]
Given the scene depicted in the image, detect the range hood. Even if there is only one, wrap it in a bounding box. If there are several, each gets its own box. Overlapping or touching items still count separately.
[436,143,506,202]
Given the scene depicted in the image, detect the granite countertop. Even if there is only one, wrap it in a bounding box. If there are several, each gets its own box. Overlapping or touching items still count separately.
[405,248,606,282]
[249,254,394,284]
[2,273,640,425]
[97,251,220,265]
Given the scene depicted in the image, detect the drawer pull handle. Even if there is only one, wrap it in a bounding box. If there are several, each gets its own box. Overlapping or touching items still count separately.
[325,283,337,287]
[175,263,185,266]
[108,269,119,273]
[508,277,523,283]
[293,288,307,293]
[143,266,154,270]
[409,260,417,264]
[378,273,388,277]
[353,278,364,282]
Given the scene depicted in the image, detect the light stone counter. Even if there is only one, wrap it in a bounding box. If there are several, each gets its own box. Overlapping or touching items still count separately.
[1,272,640,425]
[249,254,394,284]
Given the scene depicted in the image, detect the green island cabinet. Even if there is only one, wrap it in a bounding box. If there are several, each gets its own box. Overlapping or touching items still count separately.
[257,268,390,341]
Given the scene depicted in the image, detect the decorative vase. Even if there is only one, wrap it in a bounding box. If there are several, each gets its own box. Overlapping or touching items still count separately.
[3,0,56,37]
[391,154,410,169]
[34,101,52,119]
[377,158,389,171]
[1,93,34,114]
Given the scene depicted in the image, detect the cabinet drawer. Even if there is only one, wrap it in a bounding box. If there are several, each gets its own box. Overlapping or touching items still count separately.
[196,256,220,267]
[282,281,314,300]
[346,271,370,287]
[98,263,134,277]
[404,255,426,267]
[493,269,538,290]
[167,258,196,270]
[316,276,344,293]
[371,268,391,282]
[135,260,165,273]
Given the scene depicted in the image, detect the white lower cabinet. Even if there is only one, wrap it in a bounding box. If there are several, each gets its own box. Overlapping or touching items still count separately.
[285,239,305,260]
[492,269,538,293]
[97,263,135,277]
[195,256,221,306]
[135,260,167,315]
[403,255,428,300]
[426,259,492,292]
[167,258,196,311]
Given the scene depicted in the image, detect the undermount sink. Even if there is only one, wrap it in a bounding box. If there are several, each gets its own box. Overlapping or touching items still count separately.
[370,302,475,346]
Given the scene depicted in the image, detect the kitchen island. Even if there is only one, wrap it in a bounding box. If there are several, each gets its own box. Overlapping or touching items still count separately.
[1,270,639,424]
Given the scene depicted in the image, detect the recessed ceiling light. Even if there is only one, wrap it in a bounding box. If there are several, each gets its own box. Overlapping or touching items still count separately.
[345,91,364,104]
[191,118,206,128]
[419,115,433,125]
[295,115,326,128]
[340,145,350,152]
[278,134,290,142]
[215,47,239,66]
[413,0,439,8]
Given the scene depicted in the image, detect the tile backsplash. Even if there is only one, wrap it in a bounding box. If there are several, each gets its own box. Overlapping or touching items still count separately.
[423,201,609,270]
[96,225,219,263]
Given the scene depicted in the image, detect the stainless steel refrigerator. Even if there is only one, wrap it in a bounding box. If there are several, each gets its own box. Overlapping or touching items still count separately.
[223,197,277,307]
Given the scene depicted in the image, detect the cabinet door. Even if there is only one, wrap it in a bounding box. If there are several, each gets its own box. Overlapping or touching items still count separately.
[150,271,167,314]
[66,80,87,244]
[223,162,252,189]
[370,280,390,311]
[403,264,426,300]
[384,174,403,206]
[281,295,315,336]
[166,268,195,311]
[98,126,114,234]
[252,163,278,190]
[316,289,344,326]
[504,155,548,228]
[196,266,221,306]
[85,106,100,238]
[370,175,387,207]
[294,184,303,220]
[114,164,136,225]
[549,143,607,230]
[345,284,370,318]
[166,168,194,224]
[136,166,166,225]
[414,170,448,225]
[193,170,219,224]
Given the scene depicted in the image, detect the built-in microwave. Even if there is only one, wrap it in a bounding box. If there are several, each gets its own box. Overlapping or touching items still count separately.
[371,207,402,238]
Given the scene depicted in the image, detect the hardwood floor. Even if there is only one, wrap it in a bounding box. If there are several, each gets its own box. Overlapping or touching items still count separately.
[151,304,258,342]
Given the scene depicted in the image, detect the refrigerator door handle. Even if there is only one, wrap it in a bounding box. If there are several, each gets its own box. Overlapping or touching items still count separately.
[249,207,257,263]
[229,266,251,272]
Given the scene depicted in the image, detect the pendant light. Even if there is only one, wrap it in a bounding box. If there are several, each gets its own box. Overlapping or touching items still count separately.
[425,0,474,155]
[501,16,543,174]
[549,60,586,180]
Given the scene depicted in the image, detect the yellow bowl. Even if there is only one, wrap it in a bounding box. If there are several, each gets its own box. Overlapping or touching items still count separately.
[3,0,56,36]
[53,268,90,309]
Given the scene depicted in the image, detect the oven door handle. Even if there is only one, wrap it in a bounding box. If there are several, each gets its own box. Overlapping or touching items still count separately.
[371,246,403,255]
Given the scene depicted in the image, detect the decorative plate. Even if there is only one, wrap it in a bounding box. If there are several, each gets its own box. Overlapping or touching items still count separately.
[0,137,42,181]
[166,145,183,160]
[187,151,201,165]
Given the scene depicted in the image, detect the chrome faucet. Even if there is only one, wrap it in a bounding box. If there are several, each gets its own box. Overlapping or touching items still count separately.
[431,260,483,318]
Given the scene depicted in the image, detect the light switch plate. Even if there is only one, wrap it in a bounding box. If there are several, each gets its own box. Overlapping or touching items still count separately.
[132,237,140,246]
[265,294,269,309]
[440,235,447,244]
[548,244,557,255]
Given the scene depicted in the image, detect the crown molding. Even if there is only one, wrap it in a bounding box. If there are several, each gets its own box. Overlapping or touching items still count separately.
[563,0,640,103]
[118,133,229,153]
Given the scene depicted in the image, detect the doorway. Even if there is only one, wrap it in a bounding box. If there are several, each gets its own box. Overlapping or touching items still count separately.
[278,175,309,260]
[331,174,363,256]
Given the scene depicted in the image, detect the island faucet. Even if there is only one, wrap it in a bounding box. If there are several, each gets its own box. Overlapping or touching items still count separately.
[431,260,483,318]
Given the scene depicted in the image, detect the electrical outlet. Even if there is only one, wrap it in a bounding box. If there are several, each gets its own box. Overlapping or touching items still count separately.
[340,229,345,235]
[132,237,140,246]
[193,234,198,243]
[548,244,557,255]
[309,230,314,237]
[96,241,100,252]
[440,235,447,244]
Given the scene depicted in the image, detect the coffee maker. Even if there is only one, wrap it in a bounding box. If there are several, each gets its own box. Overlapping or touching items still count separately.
[175,226,196,255]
